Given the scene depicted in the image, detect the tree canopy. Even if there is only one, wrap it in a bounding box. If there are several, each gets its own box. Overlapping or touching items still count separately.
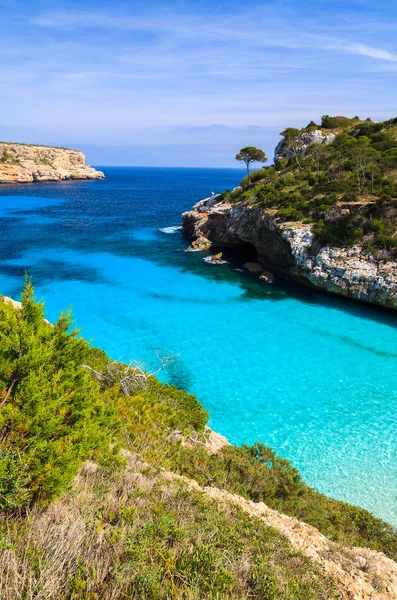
[235,146,267,184]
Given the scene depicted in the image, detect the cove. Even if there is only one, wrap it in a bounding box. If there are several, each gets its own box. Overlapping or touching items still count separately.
[0,167,396,525]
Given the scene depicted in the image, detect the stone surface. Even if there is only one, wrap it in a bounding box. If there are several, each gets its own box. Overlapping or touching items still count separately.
[182,198,397,310]
[210,252,223,263]
[2,296,22,309]
[191,236,212,250]
[274,129,336,162]
[204,428,230,454]
[243,261,263,274]
[0,142,104,183]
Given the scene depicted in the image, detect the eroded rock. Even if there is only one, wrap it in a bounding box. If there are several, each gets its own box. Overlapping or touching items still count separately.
[243,262,263,274]
[0,142,104,183]
[182,198,397,310]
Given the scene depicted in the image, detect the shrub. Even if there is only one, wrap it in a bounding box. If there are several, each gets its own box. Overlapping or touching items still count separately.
[0,279,119,506]
[0,448,32,509]
[321,115,354,129]
[313,216,364,246]
[240,168,267,188]
[173,443,397,557]
[277,207,305,221]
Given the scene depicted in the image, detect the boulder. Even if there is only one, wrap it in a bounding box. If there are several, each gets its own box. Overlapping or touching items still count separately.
[210,252,223,263]
[243,262,263,275]
[274,130,336,163]
[192,236,212,250]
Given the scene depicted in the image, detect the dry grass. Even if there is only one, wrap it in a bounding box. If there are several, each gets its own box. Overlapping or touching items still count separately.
[0,456,340,600]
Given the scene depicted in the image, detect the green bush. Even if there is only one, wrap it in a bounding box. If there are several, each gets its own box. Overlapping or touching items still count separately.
[0,279,119,506]
[173,443,397,558]
[278,207,305,221]
[313,217,364,246]
[240,167,267,188]
[0,448,32,509]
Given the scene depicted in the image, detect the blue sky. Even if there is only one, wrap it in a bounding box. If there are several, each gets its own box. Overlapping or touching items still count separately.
[0,0,397,166]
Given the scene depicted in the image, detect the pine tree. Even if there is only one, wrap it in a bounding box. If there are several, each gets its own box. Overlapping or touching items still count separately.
[0,279,118,506]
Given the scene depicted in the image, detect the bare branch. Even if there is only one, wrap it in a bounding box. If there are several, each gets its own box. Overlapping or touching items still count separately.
[82,350,181,395]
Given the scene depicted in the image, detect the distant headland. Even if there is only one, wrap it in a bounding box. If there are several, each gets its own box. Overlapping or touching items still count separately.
[0,141,104,183]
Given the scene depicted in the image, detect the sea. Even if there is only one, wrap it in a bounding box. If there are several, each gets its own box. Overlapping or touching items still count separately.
[1,166,396,525]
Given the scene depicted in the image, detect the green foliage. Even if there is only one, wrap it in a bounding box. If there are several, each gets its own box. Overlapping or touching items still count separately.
[116,377,208,468]
[235,146,267,184]
[172,443,397,558]
[0,151,20,165]
[0,278,119,506]
[1,464,340,599]
[305,120,320,131]
[227,116,397,252]
[321,115,358,129]
[280,127,300,142]
[0,448,32,509]
[313,216,364,246]
[240,167,268,188]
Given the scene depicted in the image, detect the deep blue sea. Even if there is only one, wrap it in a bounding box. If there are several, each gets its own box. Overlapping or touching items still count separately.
[1,167,397,525]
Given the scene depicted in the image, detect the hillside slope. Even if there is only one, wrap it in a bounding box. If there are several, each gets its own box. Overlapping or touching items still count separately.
[1,284,397,598]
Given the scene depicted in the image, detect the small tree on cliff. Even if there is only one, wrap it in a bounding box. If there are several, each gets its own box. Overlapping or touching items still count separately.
[235,146,267,184]
[280,127,303,170]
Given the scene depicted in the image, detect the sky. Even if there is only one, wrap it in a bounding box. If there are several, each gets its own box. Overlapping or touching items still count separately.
[0,0,397,166]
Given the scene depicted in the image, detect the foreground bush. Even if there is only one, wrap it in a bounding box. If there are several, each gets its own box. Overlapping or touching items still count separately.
[0,280,119,506]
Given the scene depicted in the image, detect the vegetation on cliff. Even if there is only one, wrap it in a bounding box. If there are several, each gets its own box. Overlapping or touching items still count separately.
[1,280,397,597]
[221,116,397,256]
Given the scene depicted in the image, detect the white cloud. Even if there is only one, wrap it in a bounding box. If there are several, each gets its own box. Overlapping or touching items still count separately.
[347,43,397,62]
[0,3,396,164]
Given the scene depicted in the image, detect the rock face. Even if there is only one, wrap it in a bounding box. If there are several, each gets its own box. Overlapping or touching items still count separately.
[0,142,104,183]
[274,129,336,162]
[182,199,397,310]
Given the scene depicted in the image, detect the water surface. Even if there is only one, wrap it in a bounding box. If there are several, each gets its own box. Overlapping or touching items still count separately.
[1,167,396,524]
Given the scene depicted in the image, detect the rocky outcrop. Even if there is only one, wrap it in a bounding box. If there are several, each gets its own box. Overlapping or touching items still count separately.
[274,129,336,162]
[182,198,397,309]
[0,142,104,183]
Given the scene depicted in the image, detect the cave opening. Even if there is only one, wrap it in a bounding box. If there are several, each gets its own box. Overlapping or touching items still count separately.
[221,241,258,266]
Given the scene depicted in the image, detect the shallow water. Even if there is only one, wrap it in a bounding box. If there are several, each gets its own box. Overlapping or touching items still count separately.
[1,167,397,524]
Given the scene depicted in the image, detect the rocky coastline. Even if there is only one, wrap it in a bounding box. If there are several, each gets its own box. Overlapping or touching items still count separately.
[0,142,104,183]
[182,195,397,310]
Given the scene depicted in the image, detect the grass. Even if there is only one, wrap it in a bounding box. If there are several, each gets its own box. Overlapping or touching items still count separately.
[0,457,341,600]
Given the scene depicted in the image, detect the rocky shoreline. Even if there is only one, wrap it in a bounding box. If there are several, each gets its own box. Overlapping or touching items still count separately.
[0,142,104,183]
[182,195,397,310]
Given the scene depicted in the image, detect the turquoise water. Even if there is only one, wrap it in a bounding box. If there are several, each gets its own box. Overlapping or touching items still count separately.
[1,167,397,525]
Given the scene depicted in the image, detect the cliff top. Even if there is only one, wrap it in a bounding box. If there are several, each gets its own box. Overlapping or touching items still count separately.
[220,115,397,258]
[0,140,76,151]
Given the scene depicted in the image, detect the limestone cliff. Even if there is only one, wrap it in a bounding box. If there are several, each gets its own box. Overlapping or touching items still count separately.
[274,129,336,162]
[182,196,397,309]
[0,142,104,183]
